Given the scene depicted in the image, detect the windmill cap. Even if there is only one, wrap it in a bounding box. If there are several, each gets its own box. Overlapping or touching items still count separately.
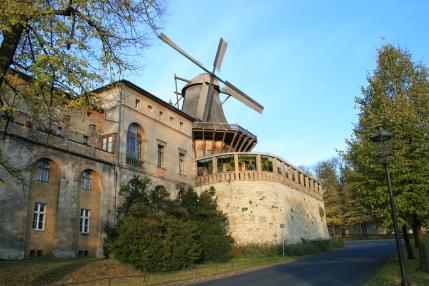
[182,73,220,95]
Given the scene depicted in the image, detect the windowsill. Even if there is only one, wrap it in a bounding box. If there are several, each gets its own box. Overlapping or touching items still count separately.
[80,233,89,236]
[157,166,167,171]
[32,229,44,232]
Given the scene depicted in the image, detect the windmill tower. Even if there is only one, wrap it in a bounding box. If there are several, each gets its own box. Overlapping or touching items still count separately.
[160,34,264,157]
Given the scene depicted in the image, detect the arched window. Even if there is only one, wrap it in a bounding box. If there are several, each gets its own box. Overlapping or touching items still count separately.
[81,170,92,192]
[126,123,142,160]
[37,159,49,182]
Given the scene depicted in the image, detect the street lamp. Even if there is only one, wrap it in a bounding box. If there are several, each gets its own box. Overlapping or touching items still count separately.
[370,125,409,286]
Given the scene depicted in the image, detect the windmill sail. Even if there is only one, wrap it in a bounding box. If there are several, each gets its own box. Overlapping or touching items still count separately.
[223,82,263,113]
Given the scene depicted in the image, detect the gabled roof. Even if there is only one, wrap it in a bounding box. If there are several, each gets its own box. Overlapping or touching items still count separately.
[92,79,195,122]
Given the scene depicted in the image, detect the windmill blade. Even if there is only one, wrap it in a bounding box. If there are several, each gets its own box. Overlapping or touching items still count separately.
[159,33,212,74]
[213,38,228,72]
[223,81,264,113]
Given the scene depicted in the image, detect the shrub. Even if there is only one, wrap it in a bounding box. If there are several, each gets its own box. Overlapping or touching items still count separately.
[108,176,233,272]
[114,217,201,272]
[200,234,232,262]
[233,239,344,258]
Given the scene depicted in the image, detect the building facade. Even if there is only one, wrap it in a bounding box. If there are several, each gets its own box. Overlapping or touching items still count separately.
[0,74,328,260]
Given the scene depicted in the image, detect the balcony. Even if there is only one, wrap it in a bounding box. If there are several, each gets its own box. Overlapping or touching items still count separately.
[126,157,144,169]
[0,120,114,163]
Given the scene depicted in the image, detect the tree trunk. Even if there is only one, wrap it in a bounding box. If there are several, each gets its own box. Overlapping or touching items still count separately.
[412,216,429,272]
[0,23,25,91]
[402,224,415,259]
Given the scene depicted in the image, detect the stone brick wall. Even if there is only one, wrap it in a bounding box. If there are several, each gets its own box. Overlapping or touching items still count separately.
[196,180,329,245]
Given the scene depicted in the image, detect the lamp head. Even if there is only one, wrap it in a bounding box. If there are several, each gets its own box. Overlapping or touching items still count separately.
[370,124,393,157]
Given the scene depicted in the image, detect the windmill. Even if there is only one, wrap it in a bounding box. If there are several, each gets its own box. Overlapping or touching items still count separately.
[159,33,264,123]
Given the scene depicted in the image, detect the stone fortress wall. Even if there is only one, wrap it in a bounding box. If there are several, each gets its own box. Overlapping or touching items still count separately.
[193,152,329,244]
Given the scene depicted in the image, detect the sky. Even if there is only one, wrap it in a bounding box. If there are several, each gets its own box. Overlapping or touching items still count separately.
[123,0,429,168]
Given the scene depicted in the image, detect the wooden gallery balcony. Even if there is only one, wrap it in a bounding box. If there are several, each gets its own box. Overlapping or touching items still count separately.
[194,152,324,201]
[192,122,258,157]
[0,120,114,164]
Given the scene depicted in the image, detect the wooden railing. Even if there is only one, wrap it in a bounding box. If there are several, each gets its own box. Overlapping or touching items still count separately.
[1,120,114,164]
[192,122,257,141]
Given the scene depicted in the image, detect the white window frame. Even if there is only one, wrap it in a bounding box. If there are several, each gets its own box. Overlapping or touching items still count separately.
[32,202,45,230]
[102,136,114,153]
[80,209,90,234]
[37,159,49,182]
[157,144,165,168]
[179,152,185,175]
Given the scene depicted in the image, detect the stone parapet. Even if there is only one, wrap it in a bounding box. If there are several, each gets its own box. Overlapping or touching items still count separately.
[0,120,114,164]
[194,152,324,201]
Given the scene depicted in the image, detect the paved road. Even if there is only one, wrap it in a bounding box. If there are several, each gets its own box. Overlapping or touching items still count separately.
[192,240,396,286]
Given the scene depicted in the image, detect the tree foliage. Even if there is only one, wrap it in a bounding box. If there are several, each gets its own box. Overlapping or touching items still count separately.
[315,157,371,235]
[0,0,165,122]
[343,44,429,271]
[106,176,232,272]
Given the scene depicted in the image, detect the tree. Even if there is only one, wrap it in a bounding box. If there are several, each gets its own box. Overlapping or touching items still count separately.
[0,0,164,180]
[315,158,344,235]
[343,44,429,272]
[106,176,233,272]
[0,0,165,121]
[315,157,371,236]
[177,185,232,262]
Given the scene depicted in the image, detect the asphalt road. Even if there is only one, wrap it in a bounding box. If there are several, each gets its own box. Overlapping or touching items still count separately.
[192,240,396,286]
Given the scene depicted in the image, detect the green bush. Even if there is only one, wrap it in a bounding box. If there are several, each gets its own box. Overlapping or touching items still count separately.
[232,243,282,258]
[200,234,232,262]
[114,217,201,272]
[233,239,344,258]
[107,176,233,272]
[284,239,344,256]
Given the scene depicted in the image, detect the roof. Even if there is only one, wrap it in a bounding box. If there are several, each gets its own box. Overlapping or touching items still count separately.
[92,79,196,122]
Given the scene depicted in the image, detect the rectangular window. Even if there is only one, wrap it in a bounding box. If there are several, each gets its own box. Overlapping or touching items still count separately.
[102,137,107,151]
[157,144,165,168]
[179,153,185,175]
[170,116,174,122]
[55,127,62,136]
[147,105,152,111]
[135,99,140,109]
[180,122,184,132]
[285,165,289,178]
[107,136,113,152]
[277,160,282,174]
[159,111,164,120]
[83,135,89,145]
[102,136,114,153]
[82,170,91,191]
[80,209,90,234]
[32,202,45,230]
[37,159,49,182]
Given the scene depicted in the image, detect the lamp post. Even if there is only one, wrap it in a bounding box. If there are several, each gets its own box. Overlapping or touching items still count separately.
[370,125,409,286]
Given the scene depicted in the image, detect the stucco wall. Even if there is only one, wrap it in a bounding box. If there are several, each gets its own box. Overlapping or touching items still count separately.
[196,181,329,245]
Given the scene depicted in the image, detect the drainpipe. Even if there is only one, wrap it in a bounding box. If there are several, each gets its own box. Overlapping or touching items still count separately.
[113,84,124,226]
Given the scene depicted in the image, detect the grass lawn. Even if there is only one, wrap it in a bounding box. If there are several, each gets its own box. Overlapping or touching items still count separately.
[0,255,298,286]
[365,236,429,286]
[0,239,343,286]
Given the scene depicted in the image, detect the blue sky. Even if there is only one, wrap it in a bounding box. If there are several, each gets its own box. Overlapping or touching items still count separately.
[124,0,429,167]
